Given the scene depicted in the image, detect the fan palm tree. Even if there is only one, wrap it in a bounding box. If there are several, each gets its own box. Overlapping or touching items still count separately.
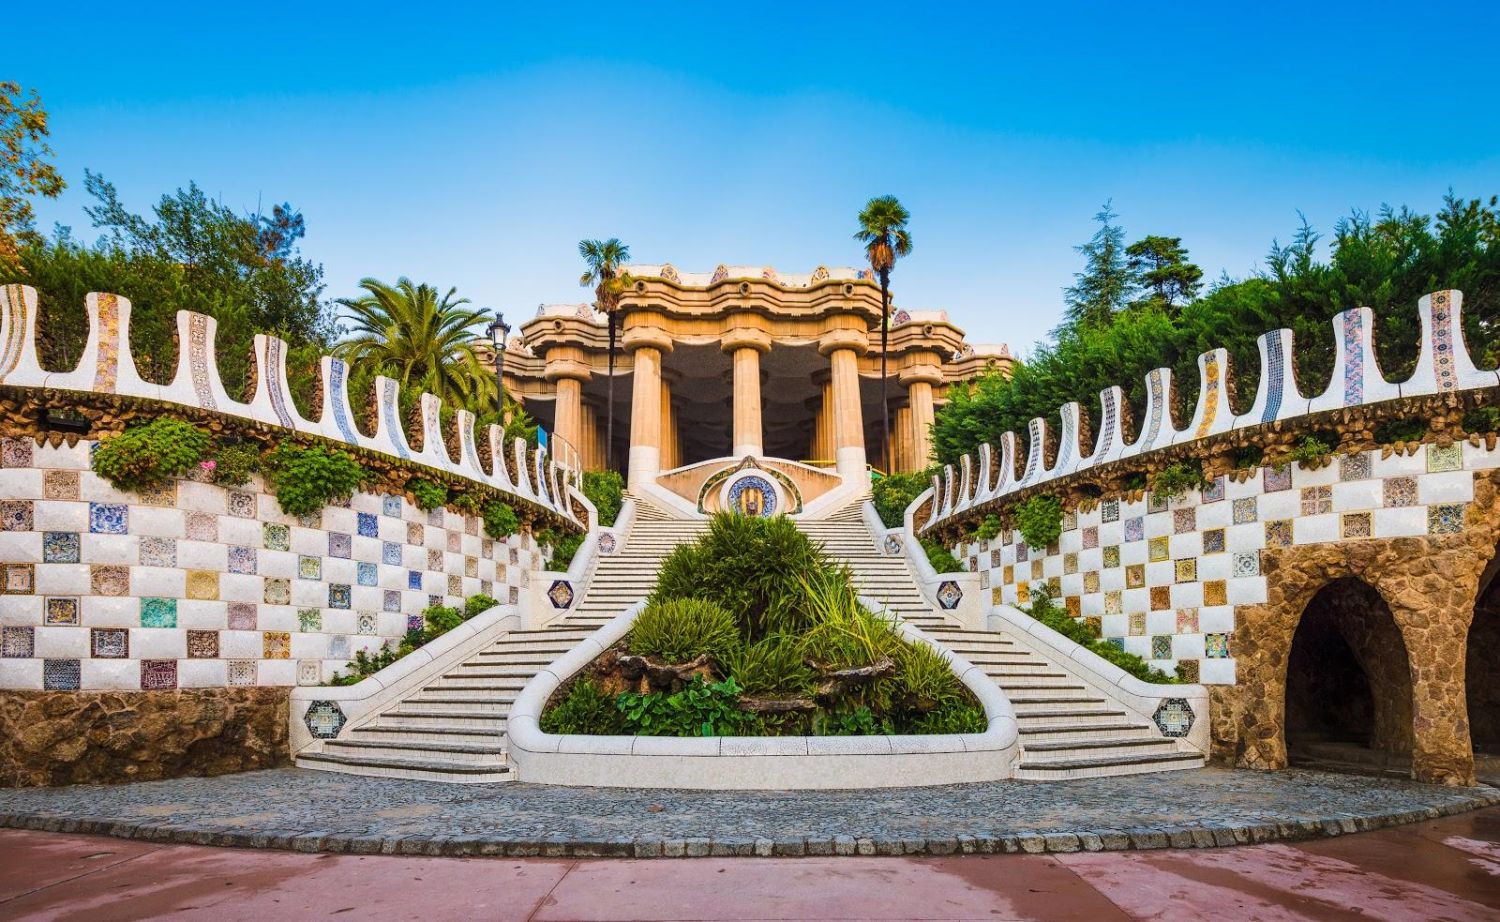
[855,195,913,473]
[335,277,496,418]
[578,238,631,470]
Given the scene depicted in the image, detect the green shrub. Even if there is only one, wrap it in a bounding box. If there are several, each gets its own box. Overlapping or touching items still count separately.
[537,527,584,570]
[972,515,1003,543]
[424,605,464,636]
[1285,434,1334,469]
[482,500,520,538]
[824,705,893,736]
[328,644,402,686]
[264,443,365,516]
[1150,462,1206,502]
[1233,446,1264,469]
[1463,405,1500,434]
[93,418,211,492]
[582,470,624,526]
[721,634,814,696]
[1023,590,1176,685]
[920,538,963,574]
[409,477,448,511]
[629,598,741,664]
[871,470,933,528]
[617,675,757,737]
[1122,471,1148,492]
[541,677,627,734]
[449,490,484,515]
[208,441,261,487]
[1373,417,1427,445]
[1015,494,1063,549]
[911,702,988,734]
[894,640,963,711]
[463,593,498,619]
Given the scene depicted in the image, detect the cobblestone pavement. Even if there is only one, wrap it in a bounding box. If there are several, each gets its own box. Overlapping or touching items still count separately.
[3,809,1499,920]
[2,767,1497,858]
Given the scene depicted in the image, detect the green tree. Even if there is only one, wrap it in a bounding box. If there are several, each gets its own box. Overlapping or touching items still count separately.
[1062,201,1131,330]
[1126,235,1202,311]
[0,83,64,263]
[854,195,914,472]
[578,238,631,471]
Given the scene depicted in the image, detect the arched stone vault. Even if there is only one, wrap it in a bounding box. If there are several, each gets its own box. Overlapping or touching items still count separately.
[1218,469,1500,786]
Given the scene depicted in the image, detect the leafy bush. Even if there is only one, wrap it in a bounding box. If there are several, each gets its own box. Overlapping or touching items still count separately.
[582,470,624,526]
[1463,405,1500,434]
[911,702,988,734]
[825,705,894,736]
[541,677,627,734]
[408,477,448,511]
[1285,434,1334,469]
[464,593,498,619]
[327,644,402,686]
[799,570,901,670]
[1015,494,1063,550]
[208,441,261,487]
[263,443,364,516]
[449,490,484,515]
[894,640,963,711]
[482,500,519,538]
[920,538,963,574]
[721,634,813,696]
[1023,590,1176,684]
[871,470,933,528]
[537,526,584,570]
[1233,446,1264,469]
[617,675,757,737]
[424,605,464,636]
[629,598,742,664]
[1372,417,1427,445]
[93,418,211,492]
[972,515,1003,543]
[1150,462,1205,502]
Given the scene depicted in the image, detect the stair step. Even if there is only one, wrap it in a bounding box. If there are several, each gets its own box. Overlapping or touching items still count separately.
[297,751,513,782]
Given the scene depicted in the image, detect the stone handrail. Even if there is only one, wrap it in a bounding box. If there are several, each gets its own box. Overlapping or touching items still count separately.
[920,289,1497,533]
[0,284,581,527]
[506,600,1020,789]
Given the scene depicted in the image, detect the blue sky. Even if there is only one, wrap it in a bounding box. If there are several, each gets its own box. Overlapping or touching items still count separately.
[12,2,1499,354]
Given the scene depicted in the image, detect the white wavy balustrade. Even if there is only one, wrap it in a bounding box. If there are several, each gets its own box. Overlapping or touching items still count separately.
[0,285,581,525]
[922,290,1499,532]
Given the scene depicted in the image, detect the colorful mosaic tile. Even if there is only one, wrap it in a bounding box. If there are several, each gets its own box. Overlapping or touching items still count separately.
[42,531,80,564]
[1231,497,1257,525]
[427,508,444,527]
[1047,576,1061,597]
[263,631,291,658]
[297,511,322,529]
[88,502,127,534]
[1302,485,1332,516]
[43,659,80,690]
[1124,517,1144,542]
[464,556,477,578]
[356,562,378,586]
[1427,442,1463,473]
[227,545,257,575]
[509,548,519,565]
[383,495,403,517]
[379,541,401,566]
[1173,508,1196,534]
[138,536,176,568]
[1062,511,1077,531]
[447,532,461,553]
[1125,564,1145,589]
[1015,542,1029,562]
[427,549,445,571]
[297,555,322,580]
[1002,564,1014,584]
[1102,545,1120,568]
[1342,512,1372,539]
[304,700,347,739]
[1151,635,1172,659]
[137,480,176,507]
[1203,528,1225,554]
[508,586,520,605]
[88,564,125,596]
[1175,558,1197,582]
[90,627,128,658]
[1064,595,1079,616]
[1063,553,1078,575]
[407,570,423,590]
[227,601,257,630]
[1081,526,1098,550]
[1,437,33,467]
[1232,551,1261,578]
[1429,503,1466,535]
[329,583,352,609]
[1339,451,1372,481]
[228,491,257,518]
[1,625,33,658]
[1205,632,1231,658]
[45,597,79,625]
[384,589,401,612]
[264,577,291,605]
[1084,617,1102,638]
[1177,659,1200,683]
[42,470,79,501]
[1150,585,1171,610]
[1100,500,1120,523]
[0,500,32,531]
[1030,559,1044,581]
[227,660,257,686]
[991,586,1002,605]
[1083,571,1100,593]
[139,659,178,690]
[329,533,352,559]
[1153,698,1195,737]
[1264,465,1292,492]
[186,569,218,600]
[1129,612,1147,636]
[298,608,322,632]
[1176,608,1199,632]
[185,512,218,543]
[1382,476,1418,508]
[357,613,378,634]
[407,522,423,545]
[1265,519,1293,548]
[357,512,379,538]
[1202,476,1226,503]
[187,629,219,658]
[1203,579,1228,606]
[1147,536,1169,562]
[480,579,492,597]
[1105,637,1125,651]
[1015,582,1030,606]
[262,523,290,552]
[295,659,319,685]
[328,635,350,658]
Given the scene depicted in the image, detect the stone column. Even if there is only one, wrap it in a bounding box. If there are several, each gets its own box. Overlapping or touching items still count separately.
[660,378,678,471]
[900,363,942,472]
[893,404,913,473]
[543,348,590,471]
[821,330,867,480]
[625,327,673,490]
[723,328,771,459]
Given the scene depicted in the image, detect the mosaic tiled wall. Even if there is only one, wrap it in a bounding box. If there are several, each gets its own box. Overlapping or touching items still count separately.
[0,439,532,691]
[963,442,1493,685]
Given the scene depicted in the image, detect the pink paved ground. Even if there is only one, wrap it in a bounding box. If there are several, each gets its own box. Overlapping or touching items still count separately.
[1,808,1496,921]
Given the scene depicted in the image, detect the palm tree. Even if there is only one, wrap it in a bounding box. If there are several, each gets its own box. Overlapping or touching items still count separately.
[335,277,497,417]
[854,195,913,473]
[578,238,631,470]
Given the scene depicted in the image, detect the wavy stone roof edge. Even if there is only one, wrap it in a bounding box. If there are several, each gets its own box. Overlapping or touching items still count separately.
[0,284,580,525]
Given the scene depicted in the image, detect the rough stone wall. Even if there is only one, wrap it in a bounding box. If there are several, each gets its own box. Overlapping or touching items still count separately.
[1466,594,1500,754]
[0,686,289,787]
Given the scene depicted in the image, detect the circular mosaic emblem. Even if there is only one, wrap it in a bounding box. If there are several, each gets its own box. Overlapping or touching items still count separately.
[725,474,778,517]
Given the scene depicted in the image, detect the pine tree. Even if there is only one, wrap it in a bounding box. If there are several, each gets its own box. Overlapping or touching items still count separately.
[1126,235,1203,311]
[1062,202,1131,331]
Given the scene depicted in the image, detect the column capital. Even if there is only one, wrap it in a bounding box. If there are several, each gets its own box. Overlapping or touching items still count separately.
[622,325,675,355]
[721,327,773,354]
[543,358,593,384]
[898,364,944,387]
[818,329,868,357]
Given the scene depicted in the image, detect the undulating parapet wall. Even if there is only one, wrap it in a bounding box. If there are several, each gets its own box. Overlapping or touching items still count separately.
[921,290,1497,532]
[0,285,581,528]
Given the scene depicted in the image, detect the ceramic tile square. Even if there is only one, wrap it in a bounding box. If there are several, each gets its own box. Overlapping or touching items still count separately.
[1081,527,1098,550]
[1150,585,1171,610]
[479,579,492,598]
[43,470,79,501]
[88,502,128,535]
[1429,503,1466,535]
[42,531,80,564]
[1203,579,1228,606]
[138,659,177,690]
[91,627,128,658]
[1383,476,1418,508]
[137,481,176,507]
[139,536,177,568]
[1,625,33,658]
[1147,492,1168,514]
[1104,590,1122,614]
[297,511,322,529]
[407,523,423,545]
[407,570,423,590]
[1062,511,1077,532]
[1083,616,1102,638]
[357,613,378,635]
[482,538,494,560]
[297,555,322,580]
[45,597,79,625]
[1125,564,1145,588]
[1232,497,1258,524]
[43,659,80,690]
[1427,443,1463,473]
[1202,476,1226,503]
[382,541,402,566]
[1203,528,1226,554]
[228,491,257,518]
[297,659,321,686]
[1176,608,1199,632]
[1264,465,1292,492]
[328,533,352,559]
[383,589,401,612]
[263,631,291,659]
[509,548,519,565]
[445,532,460,554]
[89,565,126,596]
[508,586,519,605]
[1015,542,1029,562]
[186,569,219,600]
[329,583,352,609]
[262,523,290,552]
[423,508,441,527]
[263,578,291,605]
[447,574,463,596]
[1063,553,1078,575]
[979,569,990,590]
[1124,517,1144,542]
[186,630,219,658]
[427,549,444,571]
[328,635,350,658]
[357,562,378,586]
[298,608,322,632]
[1177,659,1200,683]
[1173,508,1196,534]
[228,660,256,686]
[383,495,403,517]
[1100,500,1119,523]
[227,602,257,630]
[1232,551,1261,577]
[1,500,33,531]
[990,586,1002,605]
[1083,571,1100,593]
[1301,485,1332,516]
[1175,558,1197,582]
[1151,634,1172,659]
[2,437,33,468]
[1265,519,1293,548]
[186,512,218,543]
[1128,612,1146,635]
[463,556,477,578]
[0,561,32,595]
[1205,632,1231,658]
[1102,545,1120,568]
[1030,559,1044,581]
[1339,451,1372,481]
[1147,536,1169,562]
[227,545,257,575]
[465,516,479,536]
[140,597,177,628]
[1002,564,1014,584]
[1342,512,1372,539]
[356,512,378,538]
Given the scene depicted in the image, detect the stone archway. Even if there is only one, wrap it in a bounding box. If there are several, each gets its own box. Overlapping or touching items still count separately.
[1284,577,1413,774]
[1467,548,1500,781]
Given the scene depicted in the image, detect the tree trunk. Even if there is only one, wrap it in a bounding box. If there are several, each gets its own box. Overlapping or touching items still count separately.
[880,273,891,474]
[606,311,617,471]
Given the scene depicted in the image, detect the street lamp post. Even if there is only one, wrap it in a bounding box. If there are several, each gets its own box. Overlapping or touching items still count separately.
[485,313,511,425]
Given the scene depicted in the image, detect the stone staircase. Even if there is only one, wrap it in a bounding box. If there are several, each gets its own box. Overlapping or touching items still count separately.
[564,499,709,629]
[794,503,953,631]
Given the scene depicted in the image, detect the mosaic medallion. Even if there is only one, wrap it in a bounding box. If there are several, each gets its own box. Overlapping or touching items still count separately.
[725,474,778,517]
[548,579,575,609]
[1153,698,1195,737]
[935,580,962,610]
[598,532,617,555]
[304,700,347,739]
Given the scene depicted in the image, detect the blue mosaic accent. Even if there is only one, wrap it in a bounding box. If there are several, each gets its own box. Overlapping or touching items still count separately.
[383,589,401,612]
[1142,371,1165,448]
[1342,310,1364,406]
[304,700,346,740]
[227,545,257,574]
[327,358,359,445]
[88,502,128,534]
[383,495,403,518]
[329,584,352,609]
[263,337,295,428]
[726,474,778,517]
[43,659,80,691]
[382,379,411,459]
[140,597,177,628]
[356,562,378,586]
[408,570,422,590]
[1153,698,1195,738]
[1261,331,1285,422]
[1123,517,1143,542]
[329,533,352,559]
[382,541,402,565]
[936,580,962,610]
[357,512,378,538]
[42,531,80,563]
